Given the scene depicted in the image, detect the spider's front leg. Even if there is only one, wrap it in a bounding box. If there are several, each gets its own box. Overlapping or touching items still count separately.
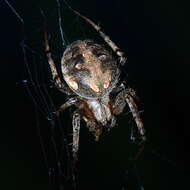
[43,24,72,95]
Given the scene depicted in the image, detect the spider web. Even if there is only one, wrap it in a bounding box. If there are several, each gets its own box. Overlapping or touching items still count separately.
[8,0,90,189]
[6,0,182,189]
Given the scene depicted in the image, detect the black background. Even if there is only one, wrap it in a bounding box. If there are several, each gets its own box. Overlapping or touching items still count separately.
[1,0,186,189]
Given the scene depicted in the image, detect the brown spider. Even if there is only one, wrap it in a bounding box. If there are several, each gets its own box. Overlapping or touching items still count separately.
[44,6,145,161]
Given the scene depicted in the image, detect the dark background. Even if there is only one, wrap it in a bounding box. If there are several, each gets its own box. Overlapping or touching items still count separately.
[1,0,186,189]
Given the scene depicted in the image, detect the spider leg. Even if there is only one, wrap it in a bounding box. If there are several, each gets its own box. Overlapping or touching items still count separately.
[112,87,146,141]
[56,97,77,116]
[125,88,146,141]
[112,89,127,115]
[64,2,127,66]
[41,11,72,95]
[72,111,81,161]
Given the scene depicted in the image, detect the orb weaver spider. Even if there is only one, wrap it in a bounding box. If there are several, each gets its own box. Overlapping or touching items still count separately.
[43,4,146,161]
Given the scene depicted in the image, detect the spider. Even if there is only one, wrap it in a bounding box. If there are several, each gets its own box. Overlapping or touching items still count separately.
[44,6,146,161]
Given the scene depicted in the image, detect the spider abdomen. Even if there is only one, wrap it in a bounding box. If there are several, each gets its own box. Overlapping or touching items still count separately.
[61,40,120,99]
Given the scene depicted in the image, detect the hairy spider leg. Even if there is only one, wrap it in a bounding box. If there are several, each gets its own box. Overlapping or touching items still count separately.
[42,11,72,95]
[63,0,127,66]
[112,88,127,115]
[56,97,78,116]
[53,98,81,161]
[72,111,81,161]
[112,86,145,141]
[44,28,64,90]
[125,88,146,141]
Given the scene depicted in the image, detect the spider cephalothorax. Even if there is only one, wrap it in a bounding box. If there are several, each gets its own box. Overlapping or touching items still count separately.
[44,7,145,160]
